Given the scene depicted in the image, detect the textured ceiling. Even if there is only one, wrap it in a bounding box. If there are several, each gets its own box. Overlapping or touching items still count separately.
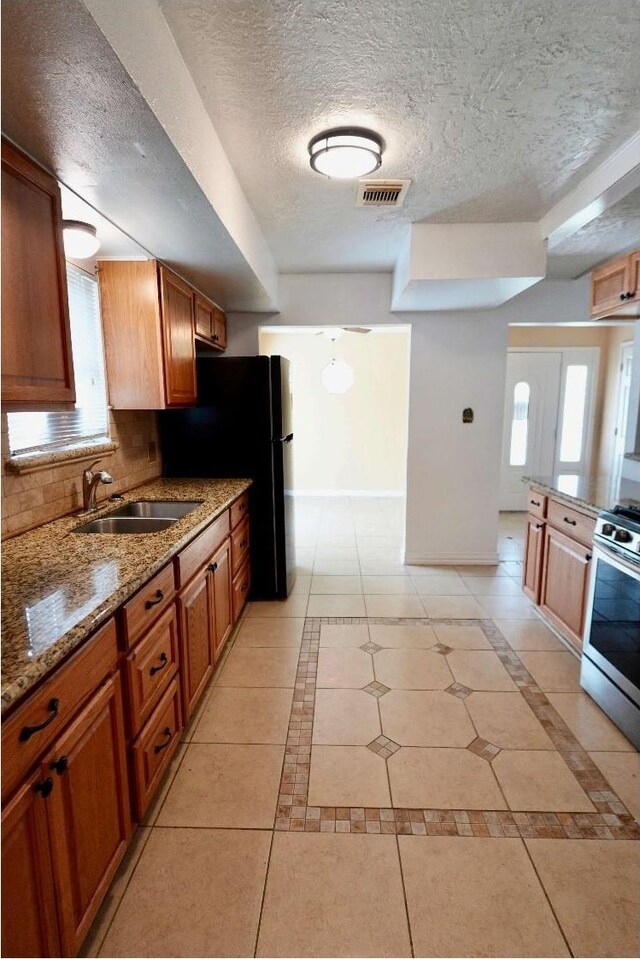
[547,187,640,278]
[160,0,640,274]
[0,0,275,309]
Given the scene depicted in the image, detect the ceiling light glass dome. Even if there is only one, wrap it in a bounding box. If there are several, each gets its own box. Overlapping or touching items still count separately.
[62,220,100,259]
[321,359,354,394]
[308,128,383,179]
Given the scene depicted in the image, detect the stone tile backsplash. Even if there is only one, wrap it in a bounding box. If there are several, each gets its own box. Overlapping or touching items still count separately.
[2,410,162,538]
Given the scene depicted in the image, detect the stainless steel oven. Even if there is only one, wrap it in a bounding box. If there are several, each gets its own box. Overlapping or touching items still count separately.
[581,507,640,749]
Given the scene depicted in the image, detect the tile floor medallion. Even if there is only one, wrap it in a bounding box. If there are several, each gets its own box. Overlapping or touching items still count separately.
[85,505,639,957]
[275,616,640,839]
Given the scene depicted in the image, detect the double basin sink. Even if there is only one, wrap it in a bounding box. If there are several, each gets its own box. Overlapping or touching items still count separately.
[74,500,203,534]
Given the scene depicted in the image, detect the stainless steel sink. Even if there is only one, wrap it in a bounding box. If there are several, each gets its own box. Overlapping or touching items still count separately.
[108,500,203,519]
[74,516,177,534]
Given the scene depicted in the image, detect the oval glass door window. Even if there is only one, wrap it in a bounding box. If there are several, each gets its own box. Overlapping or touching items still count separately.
[509,381,530,466]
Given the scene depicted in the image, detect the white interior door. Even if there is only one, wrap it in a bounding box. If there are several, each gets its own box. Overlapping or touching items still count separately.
[500,352,562,510]
[611,342,633,487]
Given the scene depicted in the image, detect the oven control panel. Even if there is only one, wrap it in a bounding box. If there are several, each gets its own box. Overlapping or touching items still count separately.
[595,508,640,558]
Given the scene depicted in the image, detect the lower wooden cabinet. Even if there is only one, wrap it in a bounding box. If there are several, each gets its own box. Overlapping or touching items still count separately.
[1,672,132,957]
[540,525,593,651]
[211,538,233,663]
[131,680,182,819]
[522,515,545,603]
[178,565,215,720]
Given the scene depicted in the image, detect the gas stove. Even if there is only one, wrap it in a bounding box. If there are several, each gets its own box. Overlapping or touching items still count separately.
[594,504,640,564]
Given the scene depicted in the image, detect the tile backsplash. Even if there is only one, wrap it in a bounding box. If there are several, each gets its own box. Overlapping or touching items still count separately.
[2,411,161,538]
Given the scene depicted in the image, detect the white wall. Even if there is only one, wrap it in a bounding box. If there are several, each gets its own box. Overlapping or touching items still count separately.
[259,329,410,494]
[226,274,595,564]
[622,320,640,481]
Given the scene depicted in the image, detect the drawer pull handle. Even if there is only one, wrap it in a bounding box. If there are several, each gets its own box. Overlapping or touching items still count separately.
[19,698,59,742]
[563,517,577,526]
[208,562,218,573]
[145,589,164,610]
[535,523,543,529]
[50,756,68,776]
[239,539,247,548]
[530,499,541,507]
[150,652,169,676]
[585,553,592,561]
[154,727,173,754]
[34,777,54,799]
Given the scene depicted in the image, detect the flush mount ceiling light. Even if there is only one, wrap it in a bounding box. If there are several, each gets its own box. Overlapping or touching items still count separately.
[308,127,383,179]
[321,359,354,394]
[62,220,100,259]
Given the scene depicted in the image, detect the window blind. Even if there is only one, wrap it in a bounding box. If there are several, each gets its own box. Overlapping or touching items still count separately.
[8,266,109,456]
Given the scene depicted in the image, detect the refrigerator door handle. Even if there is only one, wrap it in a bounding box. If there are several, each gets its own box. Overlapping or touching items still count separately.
[273,432,294,443]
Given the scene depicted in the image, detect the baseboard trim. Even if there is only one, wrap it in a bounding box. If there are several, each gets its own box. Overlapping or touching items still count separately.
[292,490,405,498]
[404,551,500,566]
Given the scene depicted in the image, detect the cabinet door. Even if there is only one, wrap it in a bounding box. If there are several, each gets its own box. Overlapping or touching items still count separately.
[1,139,75,410]
[1,775,61,958]
[194,293,213,340]
[540,525,592,650]
[158,267,197,406]
[210,539,233,663]
[178,566,214,720]
[591,254,631,316]
[46,674,132,956]
[212,306,227,350]
[522,516,544,604]
[630,251,640,300]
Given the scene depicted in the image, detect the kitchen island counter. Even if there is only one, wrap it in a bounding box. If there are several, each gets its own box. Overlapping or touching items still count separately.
[525,474,640,517]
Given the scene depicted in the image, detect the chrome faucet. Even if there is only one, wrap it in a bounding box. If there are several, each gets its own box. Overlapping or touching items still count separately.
[82,460,113,512]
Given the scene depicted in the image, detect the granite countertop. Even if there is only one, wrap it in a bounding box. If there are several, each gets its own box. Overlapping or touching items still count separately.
[1,477,251,714]
[524,473,640,515]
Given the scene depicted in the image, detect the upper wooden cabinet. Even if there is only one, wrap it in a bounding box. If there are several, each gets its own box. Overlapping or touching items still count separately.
[194,292,227,350]
[98,260,196,409]
[591,249,640,319]
[1,139,76,411]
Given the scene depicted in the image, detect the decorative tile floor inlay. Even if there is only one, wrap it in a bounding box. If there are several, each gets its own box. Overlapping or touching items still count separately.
[275,617,640,839]
[467,737,501,761]
[362,681,391,698]
[446,682,474,700]
[367,735,401,758]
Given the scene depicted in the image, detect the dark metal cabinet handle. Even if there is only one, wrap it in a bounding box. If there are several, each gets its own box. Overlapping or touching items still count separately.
[154,727,173,754]
[239,539,247,548]
[530,499,540,507]
[34,777,54,799]
[563,517,577,526]
[241,584,248,592]
[208,562,218,573]
[50,756,68,776]
[149,652,169,676]
[145,589,164,610]
[19,698,60,742]
[585,553,592,561]
[620,293,627,301]
[535,523,543,529]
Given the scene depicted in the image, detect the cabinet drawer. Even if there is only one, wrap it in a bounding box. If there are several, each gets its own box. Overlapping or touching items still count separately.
[527,488,547,520]
[2,618,118,803]
[131,679,182,819]
[125,605,179,733]
[121,563,176,649]
[232,559,251,622]
[176,511,229,587]
[230,492,249,529]
[546,498,596,547]
[231,517,250,574]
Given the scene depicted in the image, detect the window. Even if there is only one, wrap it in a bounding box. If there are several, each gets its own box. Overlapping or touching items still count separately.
[559,364,588,463]
[509,381,530,466]
[8,266,109,456]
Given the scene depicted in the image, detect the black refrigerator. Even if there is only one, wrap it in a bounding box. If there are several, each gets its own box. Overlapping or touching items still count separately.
[159,355,296,600]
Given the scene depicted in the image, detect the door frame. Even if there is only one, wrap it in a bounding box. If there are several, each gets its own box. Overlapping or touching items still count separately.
[611,340,634,483]
[505,346,600,478]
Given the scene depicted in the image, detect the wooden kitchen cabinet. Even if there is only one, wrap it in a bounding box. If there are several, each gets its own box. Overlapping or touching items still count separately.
[522,515,545,604]
[1,776,60,958]
[1,650,132,957]
[1,139,76,411]
[194,292,227,350]
[98,260,197,409]
[591,249,640,319]
[178,564,215,719]
[211,538,233,661]
[540,525,592,651]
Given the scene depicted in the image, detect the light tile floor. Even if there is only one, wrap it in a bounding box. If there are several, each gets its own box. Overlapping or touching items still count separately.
[84,500,640,958]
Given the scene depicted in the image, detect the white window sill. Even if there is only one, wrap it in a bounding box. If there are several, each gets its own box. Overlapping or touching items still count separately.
[5,440,118,476]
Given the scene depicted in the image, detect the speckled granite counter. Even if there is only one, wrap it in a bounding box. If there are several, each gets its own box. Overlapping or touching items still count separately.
[1,478,251,713]
[525,474,640,515]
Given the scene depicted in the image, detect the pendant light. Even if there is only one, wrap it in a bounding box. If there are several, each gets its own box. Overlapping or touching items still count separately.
[321,334,354,394]
[62,220,100,259]
[308,127,383,179]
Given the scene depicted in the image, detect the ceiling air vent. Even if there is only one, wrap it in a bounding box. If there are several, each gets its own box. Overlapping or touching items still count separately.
[355,179,411,208]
